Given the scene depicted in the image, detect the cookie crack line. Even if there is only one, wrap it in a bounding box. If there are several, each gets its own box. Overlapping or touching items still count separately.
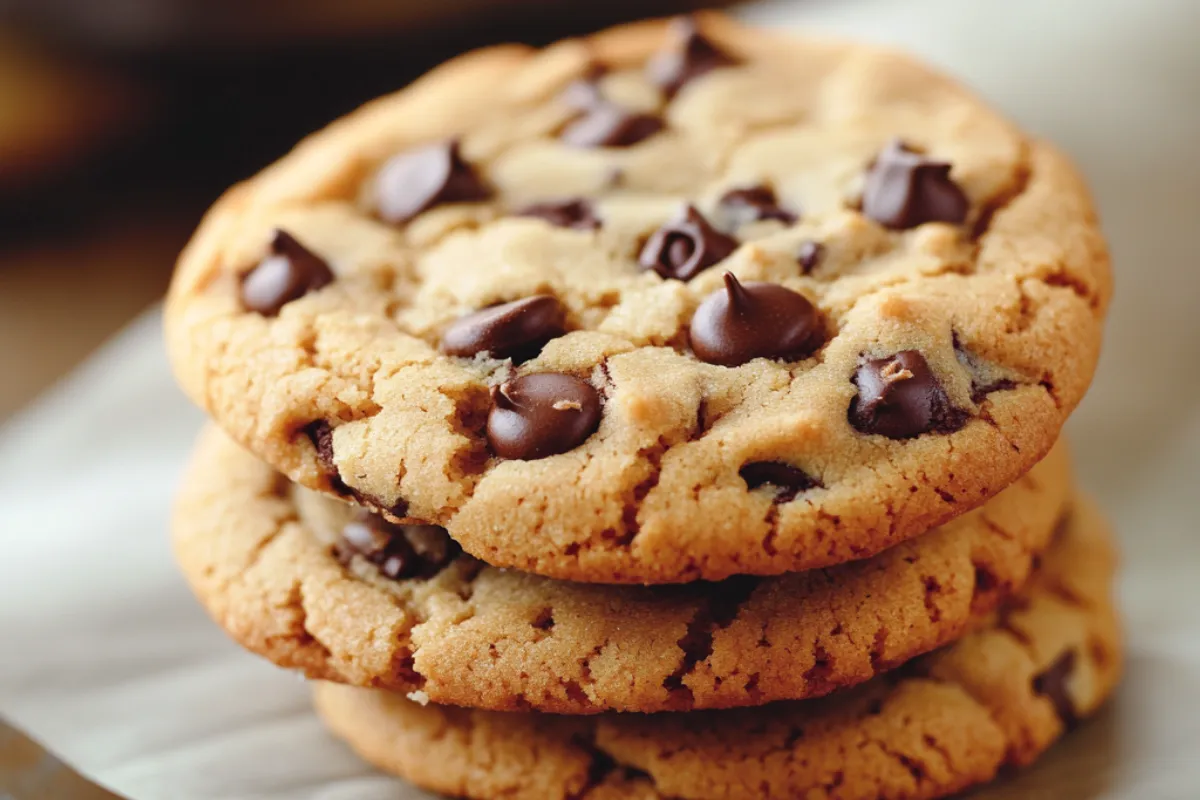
[567,737,658,800]
[286,581,337,671]
[660,575,760,710]
[970,140,1032,243]
[166,14,1111,585]
[306,488,1118,799]
[216,475,298,594]
[870,736,935,789]
[175,424,1080,714]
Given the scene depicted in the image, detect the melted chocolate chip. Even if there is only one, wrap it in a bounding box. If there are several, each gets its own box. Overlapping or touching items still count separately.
[516,198,600,230]
[740,461,820,502]
[689,273,824,367]
[646,17,739,98]
[487,373,601,460]
[336,512,460,580]
[861,140,969,229]
[306,419,334,465]
[560,103,665,148]
[303,420,409,517]
[718,186,797,227]
[304,420,349,494]
[797,240,824,274]
[1032,650,1080,729]
[639,205,738,281]
[375,140,492,224]
[440,295,567,362]
[849,351,968,439]
[240,230,334,316]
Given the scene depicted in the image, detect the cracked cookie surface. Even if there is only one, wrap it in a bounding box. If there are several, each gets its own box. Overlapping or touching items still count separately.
[165,13,1111,584]
[312,498,1120,800]
[175,426,1070,714]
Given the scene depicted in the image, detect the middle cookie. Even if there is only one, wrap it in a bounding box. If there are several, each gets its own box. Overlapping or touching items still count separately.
[175,427,1070,715]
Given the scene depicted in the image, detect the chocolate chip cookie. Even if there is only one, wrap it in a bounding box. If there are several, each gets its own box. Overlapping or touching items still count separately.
[312,498,1120,800]
[175,426,1071,714]
[165,14,1111,584]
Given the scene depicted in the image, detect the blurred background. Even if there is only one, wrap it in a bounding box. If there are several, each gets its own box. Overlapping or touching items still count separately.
[2,0,1199,798]
[0,0,735,421]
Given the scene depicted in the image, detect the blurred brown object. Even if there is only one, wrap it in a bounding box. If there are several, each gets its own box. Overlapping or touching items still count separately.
[3,0,735,54]
[0,28,142,192]
[0,215,184,421]
[0,720,120,799]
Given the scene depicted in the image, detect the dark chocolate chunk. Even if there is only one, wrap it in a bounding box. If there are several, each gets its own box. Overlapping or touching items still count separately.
[797,240,824,274]
[241,230,334,316]
[848,350,968,439]
[336,512,460,581]
[306,419,338,474]
[718,185,797,227]
[560,103,665,148]
[740,461,820,502]
[689,272,824,367]
[304,419,354,499]
[639,205,738,281]
[861,140,969,229]
[516,198,600,230]
[375,140,492,224]
[487,373,601,460]
[1032,650,1080,729]
[441,295,567,362]
[646,16,739,98]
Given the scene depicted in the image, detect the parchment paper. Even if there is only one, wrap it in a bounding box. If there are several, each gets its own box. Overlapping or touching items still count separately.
[3,0,1199,797]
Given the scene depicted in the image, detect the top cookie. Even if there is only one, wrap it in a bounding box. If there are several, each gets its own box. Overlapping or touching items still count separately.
[165,13,1111,584]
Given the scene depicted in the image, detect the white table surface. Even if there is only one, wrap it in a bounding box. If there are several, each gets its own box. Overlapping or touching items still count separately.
[2,0,1199,797]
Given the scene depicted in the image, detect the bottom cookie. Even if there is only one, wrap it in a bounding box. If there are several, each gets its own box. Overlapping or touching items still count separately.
[313,499,1120,800]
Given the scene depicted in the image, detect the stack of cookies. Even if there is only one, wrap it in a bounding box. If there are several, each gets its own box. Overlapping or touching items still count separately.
[166,14,1119,799]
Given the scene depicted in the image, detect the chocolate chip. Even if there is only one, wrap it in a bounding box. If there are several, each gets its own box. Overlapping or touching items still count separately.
[516,198,600,230]
[487,373,601,460]
[337,517,389,560]
[861,140,969,229]
[304,419,352,497]
[440,295,567,362]
[797,240,824,274]
[689,272,824,367]
[718,186,797,227]
[848,350,968,439]
[306,420,336,472]
[646,17,739,98]
[639,205,738,281]
[336,512,460,581]
[303,420,409,517]
[375,140,492,224]
[1033,650,1079,729]
[404,524,461,573]
[560,103,665,148]
[240,230,334,316]
[740,461,820,502]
